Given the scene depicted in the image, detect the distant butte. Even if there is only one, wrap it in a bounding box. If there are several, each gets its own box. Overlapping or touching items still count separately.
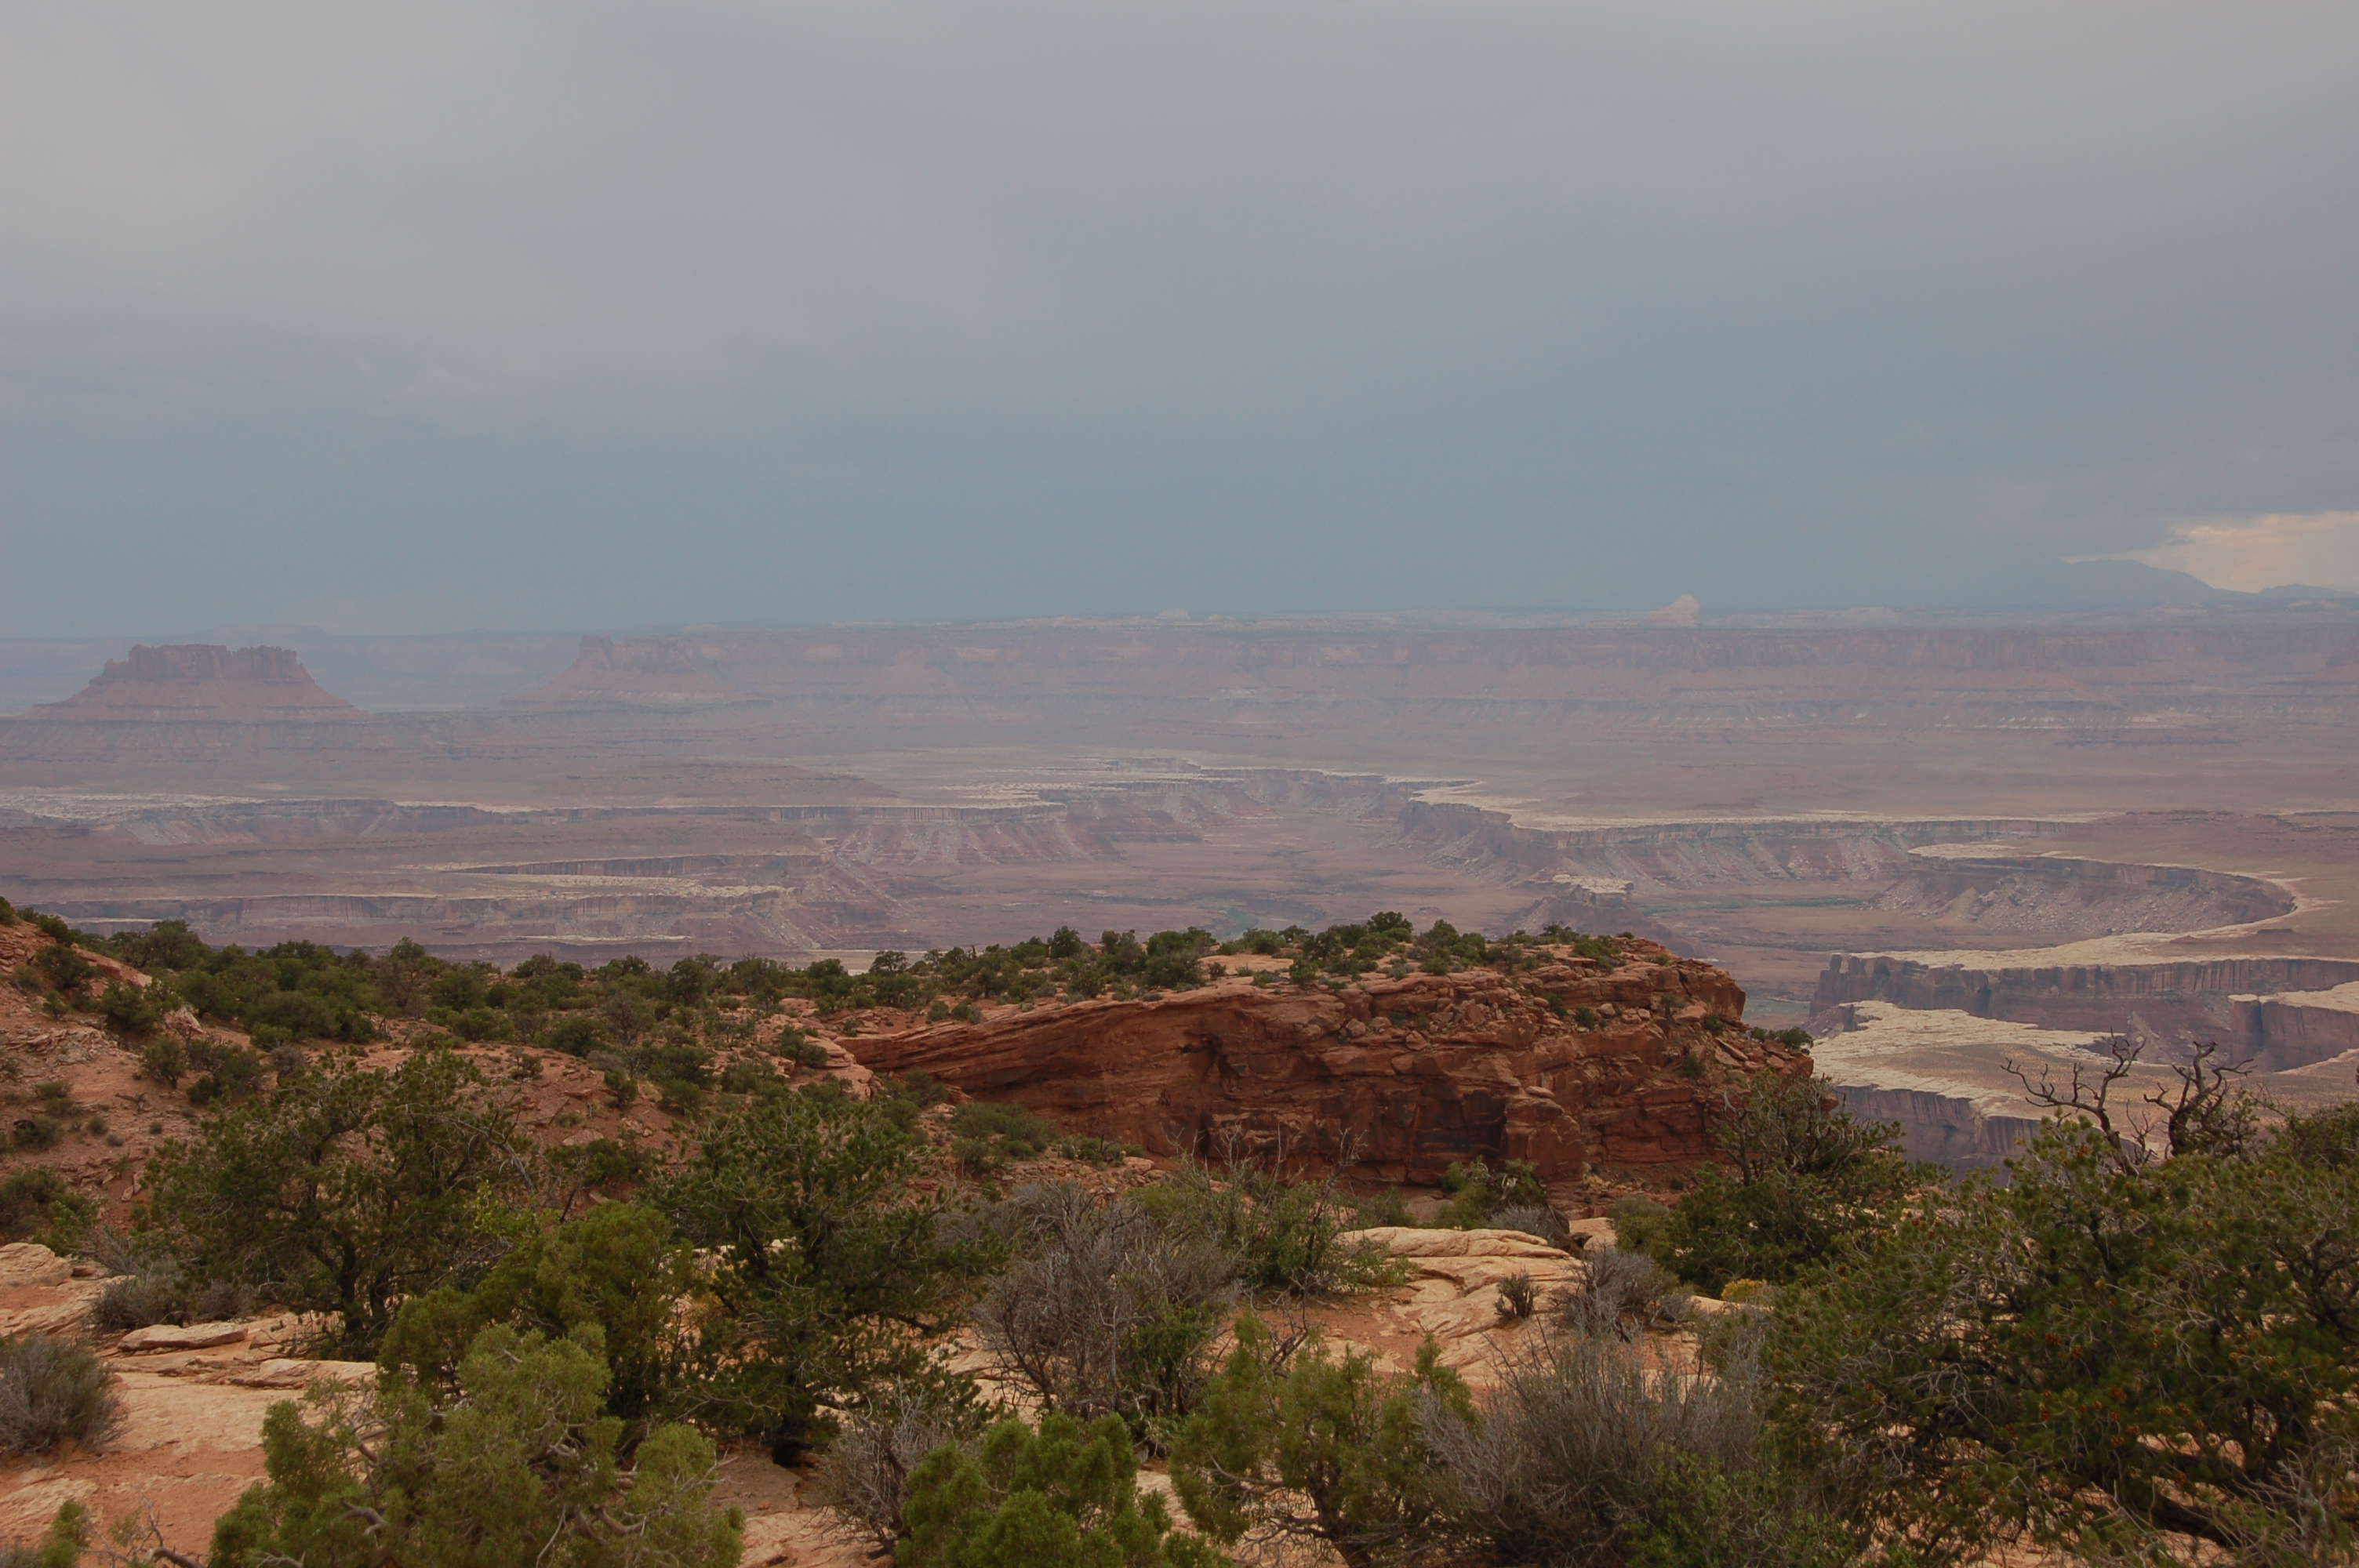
[34,644,365,723]
[507,635,744,706]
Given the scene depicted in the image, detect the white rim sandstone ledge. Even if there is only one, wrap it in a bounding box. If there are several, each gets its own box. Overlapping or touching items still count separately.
[1343,1225,1576,1260]
[117,1322,250,1353]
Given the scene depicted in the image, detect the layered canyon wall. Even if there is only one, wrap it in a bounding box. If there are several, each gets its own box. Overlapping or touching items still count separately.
[1816,953,2359,1069]
[1830,1085,2045,1175]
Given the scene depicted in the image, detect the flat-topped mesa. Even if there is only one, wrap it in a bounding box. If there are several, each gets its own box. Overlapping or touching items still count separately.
[843,942,1803,1190]
[508,636,743,706]
[36,645,364,722]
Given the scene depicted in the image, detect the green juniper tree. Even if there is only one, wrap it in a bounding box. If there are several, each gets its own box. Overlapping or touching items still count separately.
[209,1323,741,1568]
[655,1085,987,1459]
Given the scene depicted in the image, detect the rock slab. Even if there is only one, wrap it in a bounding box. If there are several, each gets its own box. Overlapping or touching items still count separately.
[118,1322,250,1353]
[0,1243,72,1290]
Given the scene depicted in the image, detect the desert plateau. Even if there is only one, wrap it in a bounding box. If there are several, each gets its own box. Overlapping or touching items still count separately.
[7,611,2358,1559]
[9,609,2359,1169]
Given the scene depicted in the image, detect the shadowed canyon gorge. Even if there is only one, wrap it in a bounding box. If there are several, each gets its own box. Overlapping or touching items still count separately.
[6,606,2359,1170]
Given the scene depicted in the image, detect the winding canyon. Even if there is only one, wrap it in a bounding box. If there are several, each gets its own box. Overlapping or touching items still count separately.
[5,608,2359,1168]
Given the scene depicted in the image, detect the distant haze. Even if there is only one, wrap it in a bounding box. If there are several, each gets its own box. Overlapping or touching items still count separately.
[4,3,2357,635]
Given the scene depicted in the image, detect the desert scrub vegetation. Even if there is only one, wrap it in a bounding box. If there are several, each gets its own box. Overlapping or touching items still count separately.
[209,1322,742,1568]
[137,1044,534,1354]
[812,1376,996,1552]
[35,906,2358,1562]
[951,1098,1063,1176]
[19,911,1637,1095]
[1166,1053,2359,1566]
[1172,1313,1473,1568]
[376,1200,695,1435]
[1772,1048,2359,1564]
[0,1335,124,1457]
[0,1503,89,1568]
[1419,1320,1855,1568]
[651,1083,994,1461]
[0,1168,95,1254]
[1652,1069,1936,1294]
[1430,1152,1553,1230]
[1215,910,1618,983]
[972,1180,1245,1433]
[1130,1152,1402,1298]
[899,1409,1224,1568]
[969,1156,1402,1444]
[118,1058,996,1481]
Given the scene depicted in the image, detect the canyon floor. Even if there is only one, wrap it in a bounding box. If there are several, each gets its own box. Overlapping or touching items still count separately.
[5,606,2359,1163]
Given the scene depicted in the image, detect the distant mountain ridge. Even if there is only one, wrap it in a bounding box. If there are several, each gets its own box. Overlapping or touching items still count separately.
[507,635,746,707]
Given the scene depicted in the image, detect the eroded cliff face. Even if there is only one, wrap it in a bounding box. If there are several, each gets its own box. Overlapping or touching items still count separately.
[845,946,1799,1189]
[2231,985,2359,1072]
[1815,952,2359,1058]
[1830,1086,2044,1174]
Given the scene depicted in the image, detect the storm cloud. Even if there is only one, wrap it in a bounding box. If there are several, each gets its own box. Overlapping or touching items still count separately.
[4,2,2355,633]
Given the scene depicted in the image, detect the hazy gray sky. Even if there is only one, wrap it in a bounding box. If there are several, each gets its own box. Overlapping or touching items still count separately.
[5,2,2357,635]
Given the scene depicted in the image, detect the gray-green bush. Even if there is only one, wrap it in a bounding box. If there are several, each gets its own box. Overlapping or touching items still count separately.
[972,1181,1240,1432]
[1417,1325,1853,1568]
[0,1336,124,1456]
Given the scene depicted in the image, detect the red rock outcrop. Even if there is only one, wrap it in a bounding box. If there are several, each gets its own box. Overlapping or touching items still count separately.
[35,645,363,722]
[845,943,1802,1188]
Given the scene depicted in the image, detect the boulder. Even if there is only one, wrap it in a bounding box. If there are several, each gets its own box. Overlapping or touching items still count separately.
[0,1285,104,1338]
[0,1243,72,1289]
[1564,1216,1617,1250]
[118,1321,249,1352]
[1351,1226,1590,1371]
[1348,1226,1573,1261]
[810,1038,877,1100]
[229,1358,376,1389]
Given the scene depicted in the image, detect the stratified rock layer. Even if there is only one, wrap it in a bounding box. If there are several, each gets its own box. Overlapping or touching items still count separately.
[1816,951,2359,1067]
[848,945,1800,1186]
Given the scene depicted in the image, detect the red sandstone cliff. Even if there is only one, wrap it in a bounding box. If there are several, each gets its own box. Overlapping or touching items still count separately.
[844,943,1802,1189]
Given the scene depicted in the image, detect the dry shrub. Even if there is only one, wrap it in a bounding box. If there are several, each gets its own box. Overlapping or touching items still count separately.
[186,1278,257,1323]
[1561,1245,1685,1341]
[87,1236,253,1334]
[1415,1320,1754,1565]
[1139,1144,1398,1298]
[92,1270,182,1334]
[1491,1203,1573,1250]
[0,1336,125,1455]
[810,1378,986,1549]
[972,1180,1240,1428]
